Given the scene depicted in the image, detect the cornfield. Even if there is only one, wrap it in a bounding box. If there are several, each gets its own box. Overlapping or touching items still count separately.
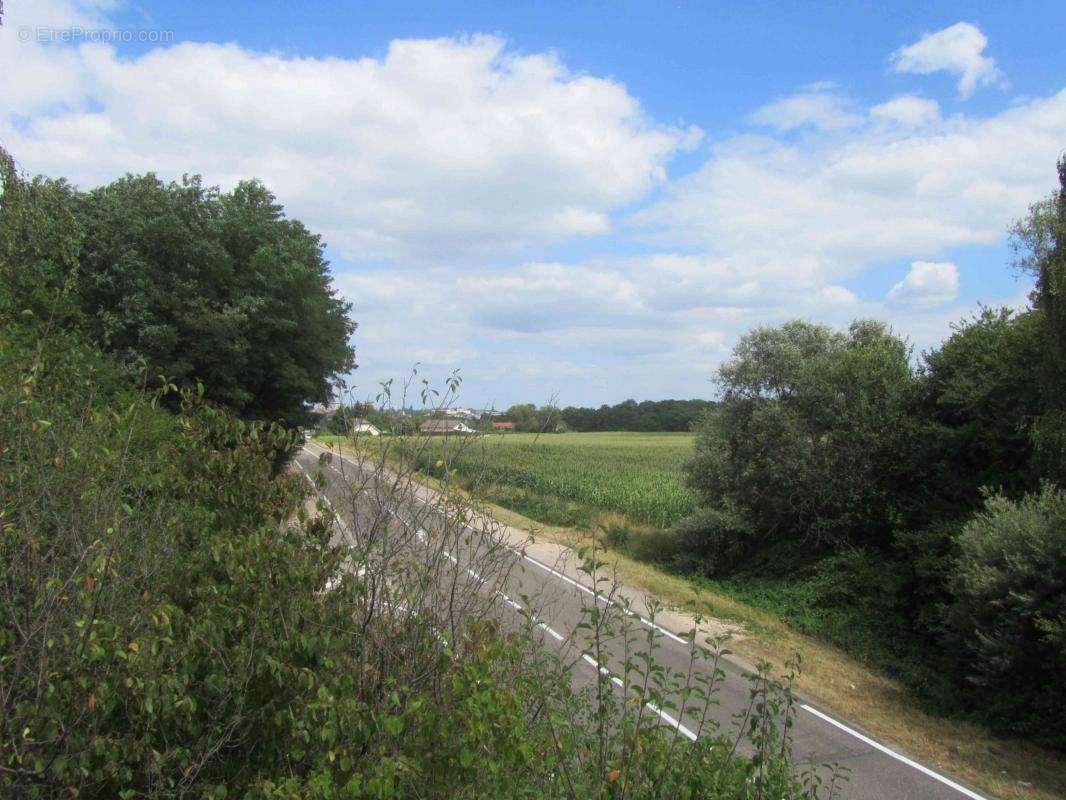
[406,431,698,528]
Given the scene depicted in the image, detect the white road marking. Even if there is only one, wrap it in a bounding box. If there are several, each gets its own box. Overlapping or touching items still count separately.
[579,656,697,741]
[514,550,689,645]
[800,704,987,800]
[304,444,986,798]
[645,701,698,742]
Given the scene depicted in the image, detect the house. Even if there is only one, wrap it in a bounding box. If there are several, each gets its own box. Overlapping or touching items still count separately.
[420,419,477,435]
[491,421,516,431]
[442,407,478,421]
[349,418,381,436]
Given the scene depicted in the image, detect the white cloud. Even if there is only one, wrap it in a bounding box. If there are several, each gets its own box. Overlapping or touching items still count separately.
[0,5,1053,406]
[821,285,859,305]
[870,95,941,127]
[888,261,959,308]
[892,22,1004,99]
[750,89,862,132]
[635,89,1066,286]
[0,7,696,263]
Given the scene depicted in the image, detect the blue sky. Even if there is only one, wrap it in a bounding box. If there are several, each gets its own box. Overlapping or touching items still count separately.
[3,1,1065,407]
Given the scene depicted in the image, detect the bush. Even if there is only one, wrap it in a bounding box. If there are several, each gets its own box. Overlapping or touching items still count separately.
[946,485,1066,748]
[672,501,754,575]
[919,307,1046,503]
[686,319,921,552]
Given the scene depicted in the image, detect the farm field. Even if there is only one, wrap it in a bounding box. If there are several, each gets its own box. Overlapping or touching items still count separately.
[333,431,699,529]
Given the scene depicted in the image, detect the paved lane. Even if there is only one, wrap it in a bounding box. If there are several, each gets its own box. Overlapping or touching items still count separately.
[297,442,991,800]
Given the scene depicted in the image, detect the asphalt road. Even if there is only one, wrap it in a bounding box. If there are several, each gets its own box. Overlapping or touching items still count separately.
[296,442,991,800]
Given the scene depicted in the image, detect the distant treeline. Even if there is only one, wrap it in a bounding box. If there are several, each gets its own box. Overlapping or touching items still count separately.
[560,399,715,432]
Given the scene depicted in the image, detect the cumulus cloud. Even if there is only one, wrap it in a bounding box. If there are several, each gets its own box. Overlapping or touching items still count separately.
[0,6,696,263]
[892,22,1004,99]
[821,285,859,305]
[888,261,960,308]
[750,88,862,132]
[635,89,1066,287]
[869,95,941,127]
[0,5,1053,405]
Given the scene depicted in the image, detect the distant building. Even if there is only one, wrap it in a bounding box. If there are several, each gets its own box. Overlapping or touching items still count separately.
[420,419,477,435]
[442,407,478,420]
[491,421,516,431]
[349,418,381,436]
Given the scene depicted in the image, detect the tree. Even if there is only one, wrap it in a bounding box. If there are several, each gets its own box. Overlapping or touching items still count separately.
[685,319,922,552]
[0,149,83,327]
[919,307,1045,502]
[75,173,355,425]
[559,399,714,432]
[946,484,1066,747]
[1012,157,1066,484]
[502,403,539,432]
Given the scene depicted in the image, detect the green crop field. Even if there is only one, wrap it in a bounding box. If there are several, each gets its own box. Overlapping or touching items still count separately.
[394,432,698,529]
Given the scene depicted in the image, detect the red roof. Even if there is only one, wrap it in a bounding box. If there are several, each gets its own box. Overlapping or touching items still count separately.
[492,421,515,430]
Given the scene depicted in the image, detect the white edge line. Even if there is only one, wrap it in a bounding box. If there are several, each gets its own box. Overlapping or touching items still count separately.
[579,656,697,742]
[646,702,698,742]
[517,551,688,645]
[538,622,565,642]
[296,459,354,539]
[308,445,987,799]
[800,704,987,800]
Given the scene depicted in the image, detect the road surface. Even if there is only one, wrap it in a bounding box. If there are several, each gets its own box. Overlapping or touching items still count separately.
[296,441,991,800]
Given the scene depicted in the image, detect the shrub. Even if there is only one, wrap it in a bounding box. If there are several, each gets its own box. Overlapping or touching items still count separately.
[946,485,1066,748]
[672,501,755,575]
[919,307,1046,502]
[686,319,921,551]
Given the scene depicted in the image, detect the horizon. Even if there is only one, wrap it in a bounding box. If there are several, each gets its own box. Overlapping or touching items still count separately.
[3,1,1065,406]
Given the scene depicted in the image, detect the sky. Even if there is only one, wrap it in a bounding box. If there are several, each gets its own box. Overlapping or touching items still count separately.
[2,1,1065,408]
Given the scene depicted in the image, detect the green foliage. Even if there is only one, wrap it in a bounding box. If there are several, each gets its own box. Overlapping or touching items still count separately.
[686,319,921,552]
[560,399,716,432]
[1,147,355,427]
[499,402,559,433]
[945,485,1066,748]
[1013,158,1066,353]
[919,306,1046,501]
[1,145,832,797]
[74,173,355,425]
[0,151,83,326]
[0,328,826,798]
[1013,158,1066,485]
[671,502,754,575]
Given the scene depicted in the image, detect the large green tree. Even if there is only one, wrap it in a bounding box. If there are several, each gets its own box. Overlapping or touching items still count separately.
[1012,157,1066,483]
[918,306,1045,502]
[686,319,923,551]
[75,172,356,424]
[0,150,83,327]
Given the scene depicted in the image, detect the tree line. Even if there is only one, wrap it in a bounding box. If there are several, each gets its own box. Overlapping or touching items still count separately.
[676,159,1066,750]
[488,399,715,433]
[559,398,715,432]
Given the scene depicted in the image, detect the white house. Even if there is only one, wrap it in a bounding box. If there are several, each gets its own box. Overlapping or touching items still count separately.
[349,418,381,436]
[442,407,478,421]
[420,419,477,435]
